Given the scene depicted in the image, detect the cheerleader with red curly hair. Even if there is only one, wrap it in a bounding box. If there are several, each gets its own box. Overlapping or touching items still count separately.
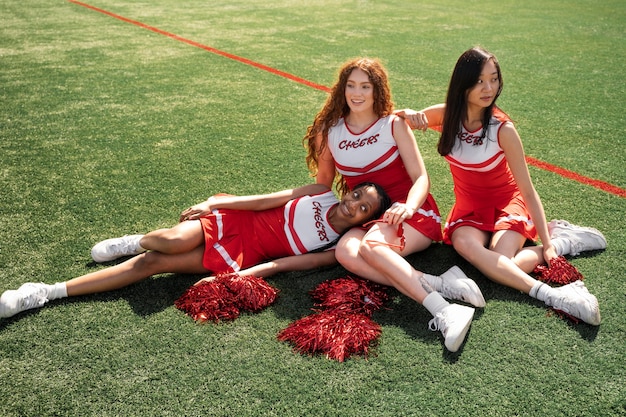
[304,57,486,353]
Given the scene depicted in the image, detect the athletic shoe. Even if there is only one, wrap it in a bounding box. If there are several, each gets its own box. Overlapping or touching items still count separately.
[548,219,607,256]
[436,266,486,307]
[0,283,49,318]
[544,280,601,325]
[91,235,145,263]
[428,304,475,352]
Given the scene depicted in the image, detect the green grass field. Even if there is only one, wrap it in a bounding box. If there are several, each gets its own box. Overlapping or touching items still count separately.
[1,0,624,416]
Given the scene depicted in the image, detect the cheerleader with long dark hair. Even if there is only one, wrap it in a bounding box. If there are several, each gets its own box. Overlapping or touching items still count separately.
[398,46,606,325]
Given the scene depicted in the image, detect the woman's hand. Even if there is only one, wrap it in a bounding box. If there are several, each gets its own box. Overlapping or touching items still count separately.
[383,202,415,225]
[193,276,217,286]
[542,243,559,267]
[395,109,429,131]
[179,196,217,222]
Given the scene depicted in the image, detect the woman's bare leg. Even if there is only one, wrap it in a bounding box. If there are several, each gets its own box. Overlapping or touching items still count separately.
[68,220,208,295]
[451,226,537,293]
[335,225,430,285]
[340,224,432,303]
[139,220,205,254]
[336,224,485,307]
[66,247,210,296]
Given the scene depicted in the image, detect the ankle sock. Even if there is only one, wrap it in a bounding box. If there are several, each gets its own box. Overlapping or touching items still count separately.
[423,292,449,317]
[530,281,552,303]
[46,282,68,300]
[550,237,571,256]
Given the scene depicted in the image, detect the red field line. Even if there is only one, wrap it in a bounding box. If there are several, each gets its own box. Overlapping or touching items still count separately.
[525,156,626,198]
[68,0,625,199]
[67,0,330,93]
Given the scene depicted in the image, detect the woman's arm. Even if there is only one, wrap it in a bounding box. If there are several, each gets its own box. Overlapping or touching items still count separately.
[395,104,446,131]
[385,116,431,224]
[499,123,557,263]
[181,183,331,221]
[238,251,338,278]
[314,132,337,188]
[194,251,338,285]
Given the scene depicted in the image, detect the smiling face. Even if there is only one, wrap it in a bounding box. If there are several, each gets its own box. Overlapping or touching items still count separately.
[344,68,375,115]
[336,184,383,228]
[466,58,501,111]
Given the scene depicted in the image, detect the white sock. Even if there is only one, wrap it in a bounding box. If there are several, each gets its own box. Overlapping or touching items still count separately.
[45,282,68,300]
[551,237,571,256]
[529,281,552,303]
[423,292,450,317]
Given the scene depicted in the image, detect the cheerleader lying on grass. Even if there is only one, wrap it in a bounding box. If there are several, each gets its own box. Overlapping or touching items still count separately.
[1,182,397,318]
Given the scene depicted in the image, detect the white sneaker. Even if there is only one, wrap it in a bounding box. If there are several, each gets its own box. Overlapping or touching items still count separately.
[0,283,49,318]
[548,220,607,256]
[428,304,475,352]
[91,235,145,263]
[436,266,486,307]
[544,280,601,325]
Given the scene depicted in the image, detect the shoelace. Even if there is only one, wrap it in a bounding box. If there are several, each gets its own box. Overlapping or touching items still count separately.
[362,219,406,251]
[443,287,466,303]
[570,242,585,257]
[428,312,447,333]
[549,281,595,313]
[109,237,137,255]
[17,285,48,309]
[570,234,604,256]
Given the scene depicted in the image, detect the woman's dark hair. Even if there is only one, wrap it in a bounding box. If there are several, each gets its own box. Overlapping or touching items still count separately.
[311,181,391,253]
[352,181,392,222]
[438,47,503,156]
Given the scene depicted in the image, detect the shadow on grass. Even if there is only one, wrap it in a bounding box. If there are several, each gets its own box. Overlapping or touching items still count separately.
[73,258,204,317]
[1,246,598,349]
[112,243,599,344]
[0,256,204,328]
[265,243,600,359]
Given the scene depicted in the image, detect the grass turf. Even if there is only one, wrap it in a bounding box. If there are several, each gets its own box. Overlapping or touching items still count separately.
[0,0,624,416]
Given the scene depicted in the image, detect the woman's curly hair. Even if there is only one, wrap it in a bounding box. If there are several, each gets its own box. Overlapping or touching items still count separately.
[303,57,394,196]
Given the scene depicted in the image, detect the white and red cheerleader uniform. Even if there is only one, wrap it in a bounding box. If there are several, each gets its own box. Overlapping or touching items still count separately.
[199,189,341,273]
[328,115,442,241]
[442,115,537,244]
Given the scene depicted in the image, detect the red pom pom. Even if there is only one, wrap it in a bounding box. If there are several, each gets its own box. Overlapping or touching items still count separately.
[278,276,389,361]
[309,276,388,315]
[219,273,280,312]
[174,280,240,323]
[277,309,381,362]
[175,273,280,322]
[533,256,584,285]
